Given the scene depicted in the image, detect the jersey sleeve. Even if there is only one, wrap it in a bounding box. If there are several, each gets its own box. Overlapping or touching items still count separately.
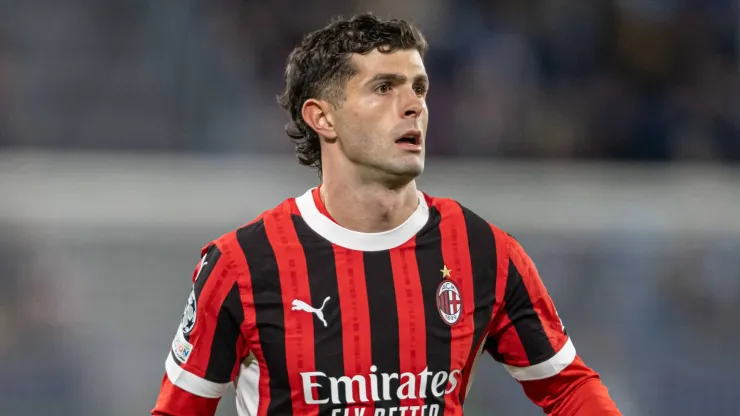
[484,234,622,414]
[152,243,250,416]
[484,234,576,382]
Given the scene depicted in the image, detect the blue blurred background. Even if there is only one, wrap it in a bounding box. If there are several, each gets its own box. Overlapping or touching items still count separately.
[0,1,737,415]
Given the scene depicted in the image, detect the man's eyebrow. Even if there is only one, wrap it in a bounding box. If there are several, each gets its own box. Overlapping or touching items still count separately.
[365,73,407,86]
[364,73,429,86]
[414,74,429,85]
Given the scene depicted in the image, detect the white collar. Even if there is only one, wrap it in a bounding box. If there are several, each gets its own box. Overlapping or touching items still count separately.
[294,188,429,251]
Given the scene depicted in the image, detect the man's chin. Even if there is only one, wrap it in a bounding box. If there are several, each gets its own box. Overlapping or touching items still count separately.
[381,162,424,187]
[394,153,425,173]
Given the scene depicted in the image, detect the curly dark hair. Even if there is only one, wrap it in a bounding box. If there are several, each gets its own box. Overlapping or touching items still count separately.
[277,13,428,174]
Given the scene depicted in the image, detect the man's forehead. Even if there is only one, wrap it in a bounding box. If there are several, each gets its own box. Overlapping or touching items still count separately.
[350,49,426,78]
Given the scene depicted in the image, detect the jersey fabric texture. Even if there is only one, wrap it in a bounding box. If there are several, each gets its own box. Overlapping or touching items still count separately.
[152,188,588,416]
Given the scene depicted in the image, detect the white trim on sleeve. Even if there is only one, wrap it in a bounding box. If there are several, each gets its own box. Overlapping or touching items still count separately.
[165,352,230,398]
[503,337,577,381]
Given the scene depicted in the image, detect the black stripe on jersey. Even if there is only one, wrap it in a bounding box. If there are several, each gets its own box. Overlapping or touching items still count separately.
[205,281,245,382]
[483,335,505,363]
[292,215,345,413]
[193,245,221,301]
[364,250,400,410]
[183,245,222,344]
[460,205,497,400]
[505,260,556,365]
[238,220,293,416]
[415,206,451,411]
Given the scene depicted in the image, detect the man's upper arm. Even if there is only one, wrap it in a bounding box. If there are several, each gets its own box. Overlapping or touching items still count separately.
[152,242,250,416]
[485,235,575,381]
[484,234,621,414]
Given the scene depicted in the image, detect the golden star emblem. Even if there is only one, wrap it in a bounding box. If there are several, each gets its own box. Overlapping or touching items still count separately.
[440,265,452,279]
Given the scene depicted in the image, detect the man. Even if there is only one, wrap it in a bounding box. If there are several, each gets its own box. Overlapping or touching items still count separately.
[153,13,621,416]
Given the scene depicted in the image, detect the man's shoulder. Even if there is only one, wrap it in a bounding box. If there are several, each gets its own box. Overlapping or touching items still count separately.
[423,193,500,230]
[422,192,510,238]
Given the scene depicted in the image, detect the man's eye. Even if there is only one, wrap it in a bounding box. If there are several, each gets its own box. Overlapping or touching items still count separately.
[414,85,428,96]
[375,84,391,94]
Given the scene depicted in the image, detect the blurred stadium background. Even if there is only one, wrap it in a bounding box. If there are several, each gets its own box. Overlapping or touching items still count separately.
[0,1,738,415]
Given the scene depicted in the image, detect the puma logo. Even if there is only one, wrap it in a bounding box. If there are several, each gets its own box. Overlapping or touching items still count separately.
[291,296,331,327]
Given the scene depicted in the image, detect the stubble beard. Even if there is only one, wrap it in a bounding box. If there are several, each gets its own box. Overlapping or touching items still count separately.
[338,130,424,189]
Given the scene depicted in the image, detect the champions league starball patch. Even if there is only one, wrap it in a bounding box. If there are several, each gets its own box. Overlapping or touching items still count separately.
[180,289,197,335]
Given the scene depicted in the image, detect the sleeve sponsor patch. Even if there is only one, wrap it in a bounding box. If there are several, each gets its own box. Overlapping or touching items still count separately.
[172,328,194,364]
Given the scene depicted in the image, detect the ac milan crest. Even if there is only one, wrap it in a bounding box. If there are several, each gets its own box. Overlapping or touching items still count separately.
[437,279,463,325]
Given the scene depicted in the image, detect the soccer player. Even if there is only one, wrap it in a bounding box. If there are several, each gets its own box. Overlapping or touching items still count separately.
[152,13,622,416]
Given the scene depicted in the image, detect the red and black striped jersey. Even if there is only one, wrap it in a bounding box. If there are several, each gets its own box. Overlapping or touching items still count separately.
[153,188,584,416]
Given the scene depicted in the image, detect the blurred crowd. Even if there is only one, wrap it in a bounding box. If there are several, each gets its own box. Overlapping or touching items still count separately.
[0,0,737,161]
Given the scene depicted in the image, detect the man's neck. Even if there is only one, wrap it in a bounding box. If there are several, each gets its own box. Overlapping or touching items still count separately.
[319,178,420,233]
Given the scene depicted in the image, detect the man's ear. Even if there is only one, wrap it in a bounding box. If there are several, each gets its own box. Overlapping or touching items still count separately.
[302,98,337,141]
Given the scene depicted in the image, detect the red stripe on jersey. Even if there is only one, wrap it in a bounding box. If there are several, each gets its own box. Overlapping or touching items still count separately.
[461,220,501,402]
[458,332,486,404]
[285,199,300,216]
[509,238,568,352]
[390,238,426,410]
[152,372,220,415]
[333,247,374,413]
[229,230,272,416]
[436,200,475,415]
[487,226,530,364]
[185,251,236,378]
[264,214,319,416]
[492,315,530,366]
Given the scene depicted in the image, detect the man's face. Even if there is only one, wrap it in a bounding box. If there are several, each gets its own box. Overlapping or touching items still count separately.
[331,48,429,185]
